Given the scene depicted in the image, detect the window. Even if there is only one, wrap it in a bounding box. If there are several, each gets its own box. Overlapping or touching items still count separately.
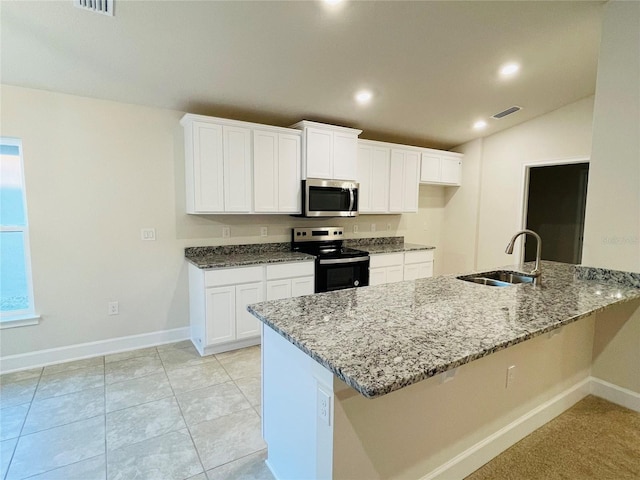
[0,138,38,327]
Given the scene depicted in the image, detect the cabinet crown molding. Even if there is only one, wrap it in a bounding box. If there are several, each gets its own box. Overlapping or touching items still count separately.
[290,120,363,135]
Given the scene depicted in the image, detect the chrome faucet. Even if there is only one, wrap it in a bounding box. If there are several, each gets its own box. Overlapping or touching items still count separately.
[505,229,542,285]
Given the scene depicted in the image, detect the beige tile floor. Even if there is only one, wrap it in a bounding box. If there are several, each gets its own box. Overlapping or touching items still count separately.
[0,341,274,480]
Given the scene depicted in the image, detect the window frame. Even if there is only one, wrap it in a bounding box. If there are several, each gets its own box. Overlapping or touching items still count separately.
[1,137,39,328]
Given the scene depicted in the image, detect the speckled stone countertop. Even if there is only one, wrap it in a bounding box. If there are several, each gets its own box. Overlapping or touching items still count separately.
[248,261,640,398]
[345,236,435,254]
[185,243,314,269]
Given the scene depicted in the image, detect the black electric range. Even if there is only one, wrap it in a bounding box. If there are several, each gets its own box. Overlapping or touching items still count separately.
[292,227,369,293]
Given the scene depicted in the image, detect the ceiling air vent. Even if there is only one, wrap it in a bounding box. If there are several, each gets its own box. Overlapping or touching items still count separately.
[492,106,522,119]
[74,0,114,16]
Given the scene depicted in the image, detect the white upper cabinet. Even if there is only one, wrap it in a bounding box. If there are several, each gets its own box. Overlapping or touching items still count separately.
[390,148,420,213]
[420,151,463,186]
[223,126,252,212]
[359,139,456,214]
[182,114,301,214]
[253,130,301,213]
[185,121,225,213]
[291,121,362,180]
[305,127,333,178]
[358,142,390,214]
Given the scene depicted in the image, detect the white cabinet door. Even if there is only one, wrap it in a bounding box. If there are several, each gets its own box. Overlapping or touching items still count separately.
[369,268,387,286]
[291,276,314,297]
[266,279,292,301]
[192,122,224,212]
[387,265,404,283]
[389,150,406,213]
[205,286,235,345]
[357,144,373,213]
[333,132,358,180]
[371,147,390,213]
[236,282,264,339]
[253,130,278,213]
[420,153,462,186]
[403,151,420,212]
[403,264,420,281]
[278,134,301,213]
[306,127,333,179]
[404,262,434,280]
[420,153,441,183]
[419,262,434,279]
[223,126,252,212]
[441,157,462,185]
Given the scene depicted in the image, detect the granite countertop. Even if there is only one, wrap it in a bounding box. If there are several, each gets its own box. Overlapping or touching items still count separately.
[185,243,314,269]
[185,236,433,269]
[247,261,640,399]
[345,236,435,254]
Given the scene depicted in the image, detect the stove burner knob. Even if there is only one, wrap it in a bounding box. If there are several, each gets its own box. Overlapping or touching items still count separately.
[354,280,360,286]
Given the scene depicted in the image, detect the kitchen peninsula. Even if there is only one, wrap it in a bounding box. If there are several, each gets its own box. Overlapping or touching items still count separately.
[248,262,640,479]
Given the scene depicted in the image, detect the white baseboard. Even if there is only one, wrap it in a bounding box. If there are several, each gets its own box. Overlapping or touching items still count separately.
[421,375,640,480]
[590,376,640,412]
[0,327,190,374]
[422,378,592,480]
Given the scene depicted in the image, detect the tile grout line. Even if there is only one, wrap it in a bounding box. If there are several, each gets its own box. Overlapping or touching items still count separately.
[3,367,44,480]
[157,347,207,479]
[18,453,105,480]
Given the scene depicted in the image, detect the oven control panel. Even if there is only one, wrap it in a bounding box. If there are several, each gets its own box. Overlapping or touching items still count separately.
[292,227,343,243]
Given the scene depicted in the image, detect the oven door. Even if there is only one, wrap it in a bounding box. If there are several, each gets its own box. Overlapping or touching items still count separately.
[304,178,359,217]
[315,256,370,293]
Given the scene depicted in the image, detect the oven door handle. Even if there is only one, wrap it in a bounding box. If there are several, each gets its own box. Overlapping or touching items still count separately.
[318,256,370,265]
[348,187,355,214]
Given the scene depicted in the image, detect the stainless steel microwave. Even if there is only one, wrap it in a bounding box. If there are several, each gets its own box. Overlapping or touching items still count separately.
[302,178,359,217]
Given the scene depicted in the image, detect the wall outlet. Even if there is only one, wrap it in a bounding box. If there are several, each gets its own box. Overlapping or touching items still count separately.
[506,365,516,389]
[371,223,376,232]
[386,223,392,231]
[260,226,268,237]
[222,226,230,238]
[317,387,331,426]
[353,224,359,233]
[108,301,119,316]
[140,228,156,241]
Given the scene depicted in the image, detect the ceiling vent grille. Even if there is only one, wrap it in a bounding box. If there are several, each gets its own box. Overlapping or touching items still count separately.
[74,0,114,16]
[492,106,522,119]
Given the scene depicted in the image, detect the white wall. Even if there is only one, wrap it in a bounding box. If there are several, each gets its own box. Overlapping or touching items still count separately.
[580,0,640,394]
[582,0,640,273]
[441,97,595,274]
[0,85,447,360]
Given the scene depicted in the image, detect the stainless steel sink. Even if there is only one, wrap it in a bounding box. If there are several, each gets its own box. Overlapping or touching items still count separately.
[457,270,536,287]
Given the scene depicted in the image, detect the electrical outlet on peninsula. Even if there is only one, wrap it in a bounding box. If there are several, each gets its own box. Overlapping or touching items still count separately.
[317,387,331,426]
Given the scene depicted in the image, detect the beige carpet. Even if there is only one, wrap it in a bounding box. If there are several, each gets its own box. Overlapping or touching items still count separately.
[465,395,640,480]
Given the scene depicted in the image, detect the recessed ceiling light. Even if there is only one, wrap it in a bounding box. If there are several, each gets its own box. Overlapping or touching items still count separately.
[355,90,373,104]
[323,0,343,5]
[499,62,520,77]
[473,120,488,130]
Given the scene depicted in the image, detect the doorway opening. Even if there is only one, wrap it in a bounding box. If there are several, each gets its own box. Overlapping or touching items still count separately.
[523,162,589,264]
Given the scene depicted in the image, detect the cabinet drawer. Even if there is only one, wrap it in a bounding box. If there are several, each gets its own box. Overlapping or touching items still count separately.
[266,261,314,280]
[369,252,404,268]
[404,250,434,264]
[205,266,263,287]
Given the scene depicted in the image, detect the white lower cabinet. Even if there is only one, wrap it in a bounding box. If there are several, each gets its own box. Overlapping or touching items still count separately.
[369,253,405,286]
[266,262,314,300]
[369,250,434,286]
[403,250,434,281]
[189,261,314,355]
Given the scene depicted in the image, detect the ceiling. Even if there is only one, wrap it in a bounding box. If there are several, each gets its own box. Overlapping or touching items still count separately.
[0,0,604,149]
